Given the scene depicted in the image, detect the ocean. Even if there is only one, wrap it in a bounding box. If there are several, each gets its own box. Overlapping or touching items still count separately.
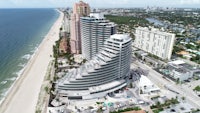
[0,9,59,102]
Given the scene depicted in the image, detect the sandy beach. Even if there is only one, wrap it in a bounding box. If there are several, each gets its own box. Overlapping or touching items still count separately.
[0,10,63,113]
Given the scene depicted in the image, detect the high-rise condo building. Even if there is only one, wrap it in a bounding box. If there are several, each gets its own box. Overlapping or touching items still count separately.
[56,34,132,99]
[70,0,90,54]
[134,27,175,60]
[62,12,70,33]
[80,13,116,60]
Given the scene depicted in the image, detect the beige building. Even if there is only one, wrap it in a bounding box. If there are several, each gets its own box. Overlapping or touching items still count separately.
[70,0,90,54]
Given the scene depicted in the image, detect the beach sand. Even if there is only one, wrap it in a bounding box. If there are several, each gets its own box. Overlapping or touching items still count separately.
[0,10,63,113]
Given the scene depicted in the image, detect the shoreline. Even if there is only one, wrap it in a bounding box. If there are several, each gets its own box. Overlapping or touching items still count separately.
[0,43,38,105]
[0,9,63,113]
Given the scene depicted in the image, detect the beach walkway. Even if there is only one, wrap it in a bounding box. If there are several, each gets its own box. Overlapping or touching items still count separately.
[0,11,63,113]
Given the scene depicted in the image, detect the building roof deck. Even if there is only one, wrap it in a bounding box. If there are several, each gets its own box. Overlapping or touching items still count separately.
[58,53,112,83]
[89,80,126,93]
[168,60,185,65]
[136,27,175,36]
[174,67,189,73]
[58,89,90,96]
[104,47,118,54]
[107,34,131,44]
[168,60,200,73]
[139,75,160,92]
[97,53,111,62]
[100,50,116,58]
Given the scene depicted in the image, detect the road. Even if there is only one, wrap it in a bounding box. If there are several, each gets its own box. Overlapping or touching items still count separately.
[131,59,200,108]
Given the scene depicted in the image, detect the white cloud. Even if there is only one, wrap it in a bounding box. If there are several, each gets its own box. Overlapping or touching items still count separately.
[180,0,200,4]
[0,0,200,8]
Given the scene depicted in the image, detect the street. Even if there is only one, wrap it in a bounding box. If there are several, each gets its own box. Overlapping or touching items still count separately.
[131,58,200,108]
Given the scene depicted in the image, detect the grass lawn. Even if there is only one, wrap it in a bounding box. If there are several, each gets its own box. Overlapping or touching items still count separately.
[194,85,200,92]
[153,108,164,113]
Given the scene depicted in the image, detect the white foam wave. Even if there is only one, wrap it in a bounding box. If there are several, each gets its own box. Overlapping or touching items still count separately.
[0,88,9,104]
[12,65,26,79]
[0,88,8,96]
[35,46,39,52]
[0,81,7,85]
[0,99,3,105]
[21,54,31,60]
[30,46,38,53]
[6,77,17,81]
[17,68,25,76]
[18,63,26,67]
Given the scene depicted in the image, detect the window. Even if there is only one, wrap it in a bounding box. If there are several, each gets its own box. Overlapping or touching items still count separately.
[163,44,165,49]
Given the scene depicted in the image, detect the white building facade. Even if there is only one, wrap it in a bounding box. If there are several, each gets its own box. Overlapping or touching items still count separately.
[134,27,175,60]
[56,34,132,99]
[139,75,160,94]
[167,60,198,82]
[80,13,116,60]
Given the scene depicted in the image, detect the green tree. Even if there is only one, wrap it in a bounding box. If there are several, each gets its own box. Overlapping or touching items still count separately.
[193,85,200,92]
[44,86,49,94]
[181,96,185,101]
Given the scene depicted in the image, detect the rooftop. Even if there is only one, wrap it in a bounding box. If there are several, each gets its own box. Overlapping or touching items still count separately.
[168,60,199,72]
[89,12,104,19]
[122,110,146,113]
[168,60,185,65]
[174,67,189,73]
[136,27,175,36]
[139,75,154,87]
[89,80,126,93]
[139,75,160,92]
[110,34,131,43]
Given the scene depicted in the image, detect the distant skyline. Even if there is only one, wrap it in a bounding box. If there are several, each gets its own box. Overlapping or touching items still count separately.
[0,0,200,8]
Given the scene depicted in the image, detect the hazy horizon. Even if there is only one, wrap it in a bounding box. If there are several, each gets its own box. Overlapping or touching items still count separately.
[0,0,200,8]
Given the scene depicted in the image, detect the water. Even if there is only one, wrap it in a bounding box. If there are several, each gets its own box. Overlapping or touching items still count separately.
[146,18,164,26]
[0,9,59,102]
[146,18,185,32]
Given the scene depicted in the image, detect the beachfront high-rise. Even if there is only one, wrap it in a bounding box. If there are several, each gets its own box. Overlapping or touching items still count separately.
[62,12,70,33]
[70,0,90,54]
[56,34,132,99]
[80,13,116,60]
[134,27,175,60]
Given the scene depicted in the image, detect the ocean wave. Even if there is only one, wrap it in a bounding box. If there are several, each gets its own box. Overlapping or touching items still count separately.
[31,49,35,53]
[0,97,4,104]
[0,88,8,96]
[6,77,17,81]
[18,63,26,67]
[21,54,31,60]
[13,64,26,77]
[0,81,7,85]
[0,88,9,104]
[30,46,38,53]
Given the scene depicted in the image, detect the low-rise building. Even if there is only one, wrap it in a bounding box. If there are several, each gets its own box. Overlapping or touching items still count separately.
[139,75,160,94]
[59,37,68,53]
[167,60,200,81]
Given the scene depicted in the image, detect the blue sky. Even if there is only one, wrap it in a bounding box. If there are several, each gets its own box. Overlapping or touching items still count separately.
[0,0,200,8]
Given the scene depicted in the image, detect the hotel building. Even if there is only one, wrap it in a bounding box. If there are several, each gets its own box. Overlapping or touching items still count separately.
[80,13,116,60]
[70,1,90,54]
[56,34,132,99]
[134,27,175,60]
